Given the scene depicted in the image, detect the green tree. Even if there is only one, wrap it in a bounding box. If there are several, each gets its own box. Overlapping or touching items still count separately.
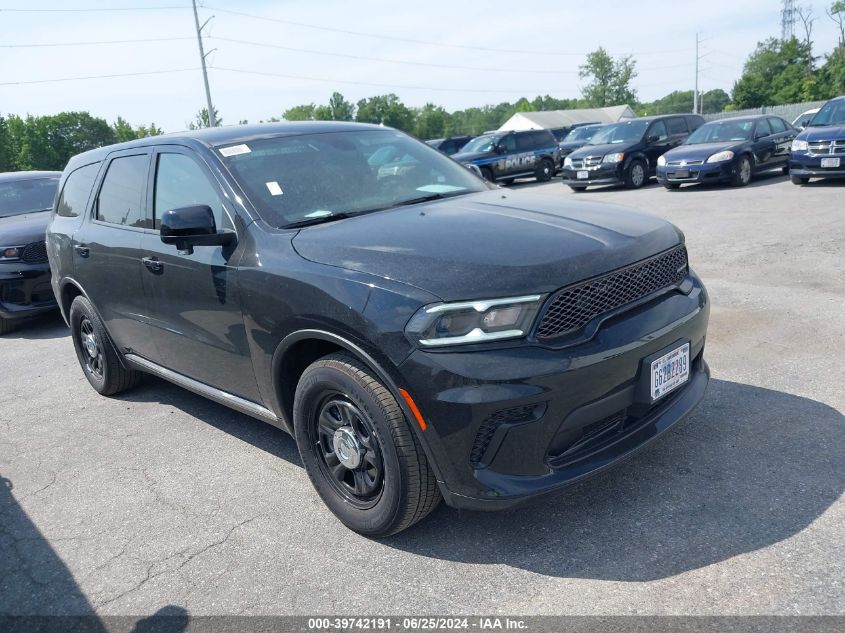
[188,107,221,130]
[701,89,731,114]
[732,38,815,108]
[135,123,163,138]
[327,92,355,121]
[282,104,317,121]
[112,116,137,143]
[816,44,845,97]
[578,48,638,107]
[413,103,449,139]
[355,94,415,132]
[0,115,12,172]
[828,1,845,47]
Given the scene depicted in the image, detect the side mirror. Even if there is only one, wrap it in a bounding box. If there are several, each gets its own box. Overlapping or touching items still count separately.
[160,205,234,255]
[646,134,660,144]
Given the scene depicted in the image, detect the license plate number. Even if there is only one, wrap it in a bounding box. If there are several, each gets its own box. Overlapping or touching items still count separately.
[674,170,690,179]
[821,157,841,168]
[650,343,690,401]
[577,170,589,180]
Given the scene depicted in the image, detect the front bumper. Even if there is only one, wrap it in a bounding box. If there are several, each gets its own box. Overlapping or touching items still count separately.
[398,273,710,510]
[789,153,845,179]
[560,163,623,187]
[0,262,57,321]
[657,161,734,185]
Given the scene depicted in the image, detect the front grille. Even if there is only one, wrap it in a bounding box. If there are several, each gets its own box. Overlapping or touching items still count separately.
[535,245,688,341]
[20,241,48,264]
[470,404,543,467]
[570,156,602,169]
[667,159,704,166]
[808,140,845,155]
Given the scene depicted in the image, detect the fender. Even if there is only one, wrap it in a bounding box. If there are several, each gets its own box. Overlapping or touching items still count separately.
[270,328,448,487]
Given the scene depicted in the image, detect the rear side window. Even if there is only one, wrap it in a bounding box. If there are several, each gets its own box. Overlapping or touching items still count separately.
[154,153,227,230]
[56,163,99,218]
[755,119,772,137]
[533,131,555,148]
[96,155,148,228]
[667,118,688,135]
[515,133,535,151]
[768,117,788,133]
[648,120,669,141]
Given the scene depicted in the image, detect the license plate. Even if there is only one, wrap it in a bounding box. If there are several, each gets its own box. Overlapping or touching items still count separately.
[674,170,690,179]
[650,343,690,401]
[821,157,841,168]
[577,170,589,180]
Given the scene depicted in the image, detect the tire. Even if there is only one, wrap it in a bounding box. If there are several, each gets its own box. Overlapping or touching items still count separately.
[624,160,647,189]
[500,178,515,186]
[69,295,143,396]
[664,183,681,190]
[568,185,587,192]
[535,158,554,182]
[0,318,15,335]
[480,167,494,182]
[782,164,790,176]
[293,353,441,537]
[791,175,809,185]
[731,155,753,187]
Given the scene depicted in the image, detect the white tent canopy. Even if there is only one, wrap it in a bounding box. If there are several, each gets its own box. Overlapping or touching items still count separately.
[498,105,636,131]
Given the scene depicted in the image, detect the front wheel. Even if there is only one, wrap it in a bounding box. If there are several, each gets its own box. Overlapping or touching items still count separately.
[624,160,647,189]
[731,155,753,187]
[293,353,441,537]
[535,158,554,182]
[791,175,809,185]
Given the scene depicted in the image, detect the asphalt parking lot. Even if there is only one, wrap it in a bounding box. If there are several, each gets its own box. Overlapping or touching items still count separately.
[1,173,843,617]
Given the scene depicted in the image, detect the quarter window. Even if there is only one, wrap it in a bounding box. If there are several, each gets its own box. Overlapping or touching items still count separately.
[755,119,772,137]
[768,117,788,133]
[154,153,227,230]
[56,163,99,218]
[516,133,535,151]
[96,155,148,228]
[667,118,688,135]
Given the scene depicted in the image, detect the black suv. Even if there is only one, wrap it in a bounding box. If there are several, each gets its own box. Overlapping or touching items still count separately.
[561,115,705,191]
[1,171,61,334]
[47,122,710,536]
[452,129,560,184]
[424,135,473,156]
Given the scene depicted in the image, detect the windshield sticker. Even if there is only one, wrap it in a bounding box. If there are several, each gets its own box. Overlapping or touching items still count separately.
[266,181,284,196]
[219,144,251,157]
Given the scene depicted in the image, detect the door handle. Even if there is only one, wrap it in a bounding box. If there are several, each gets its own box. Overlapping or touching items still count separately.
[74,244,90,258]
[141,256,164,274]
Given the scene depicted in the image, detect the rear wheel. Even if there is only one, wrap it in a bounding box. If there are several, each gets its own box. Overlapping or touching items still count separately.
[731,155,753,187]
[69,296,143,396]
[535,158,554,182]
[624,160,647,189]
[791,175,809,185]
[293,353,441,537]
[480,167,494,183]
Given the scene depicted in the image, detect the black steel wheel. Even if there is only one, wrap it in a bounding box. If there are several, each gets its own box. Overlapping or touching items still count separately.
[293,353,440,536]
[535,158,554,182]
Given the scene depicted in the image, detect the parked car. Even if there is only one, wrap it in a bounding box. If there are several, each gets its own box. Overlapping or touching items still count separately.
[425,135,473,156]
[561,114,704,191]
[0,171,61,334]
[792,107,820,131]
[656,115,796,189]
[557,124,606,158]
[452,129,560,184]
[789,95,845,185]
[47,122,710,536]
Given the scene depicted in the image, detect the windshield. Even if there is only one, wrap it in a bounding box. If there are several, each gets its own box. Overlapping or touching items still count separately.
[685,120,754,144]
[588,121,649,145]
[0,177,59,218]
[564,126,601,142]
[809,101,845,127]
[457,134,501,154]
[218,130,487,228]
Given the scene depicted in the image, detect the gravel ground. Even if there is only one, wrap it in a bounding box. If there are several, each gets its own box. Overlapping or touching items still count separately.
[1,172,843,618]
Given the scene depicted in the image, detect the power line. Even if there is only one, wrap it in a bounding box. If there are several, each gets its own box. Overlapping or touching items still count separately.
[0,68,199,86]
[0,36,193,48]
[0,6,187,12]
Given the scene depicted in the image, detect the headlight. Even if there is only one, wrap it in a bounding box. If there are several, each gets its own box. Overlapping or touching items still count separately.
[657,155,667,167]
[564,157,573,168]
[0,246,23,261]
[405,295,544,347]
[706,150,735,163]
[791,139,809,152]
[603,152,624,163]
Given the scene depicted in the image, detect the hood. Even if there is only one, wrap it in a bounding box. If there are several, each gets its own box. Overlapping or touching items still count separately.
[0,211,50,245]
[798,125,845,141]
[452,150,494,163]
[662,142,741,162]
[568,141,637,159]
[558,140,587,154]
[291,190,683,301]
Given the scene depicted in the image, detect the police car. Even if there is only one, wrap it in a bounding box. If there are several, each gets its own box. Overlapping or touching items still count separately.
[452,129,561,184]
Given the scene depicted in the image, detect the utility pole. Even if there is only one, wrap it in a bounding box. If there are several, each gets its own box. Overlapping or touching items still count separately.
[192,0,217,127]
[693,33,699,115]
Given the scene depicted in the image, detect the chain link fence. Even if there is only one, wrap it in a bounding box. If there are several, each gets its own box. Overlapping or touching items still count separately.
[704,100,827,124]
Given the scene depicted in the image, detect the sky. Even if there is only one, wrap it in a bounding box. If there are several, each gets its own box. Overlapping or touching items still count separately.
[0,1,842,132]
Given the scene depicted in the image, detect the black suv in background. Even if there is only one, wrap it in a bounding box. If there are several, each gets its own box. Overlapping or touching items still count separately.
[557,124,606,158]
[452,129,560,184]
[47,122,709,536]
[789,95,845,184]
[561,114,705,191]
[0,171,61,334]
[424,135,473,156]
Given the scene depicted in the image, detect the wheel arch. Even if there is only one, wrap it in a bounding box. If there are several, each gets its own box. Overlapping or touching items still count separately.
[57,277,88,324]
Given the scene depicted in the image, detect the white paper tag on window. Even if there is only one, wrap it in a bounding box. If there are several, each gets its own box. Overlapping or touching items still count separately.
[219,144,251,157]
[266,181,283,196]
